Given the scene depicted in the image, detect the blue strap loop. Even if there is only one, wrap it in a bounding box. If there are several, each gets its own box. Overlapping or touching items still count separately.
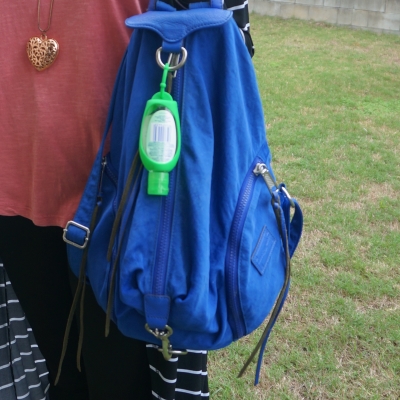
[149,0,224,11]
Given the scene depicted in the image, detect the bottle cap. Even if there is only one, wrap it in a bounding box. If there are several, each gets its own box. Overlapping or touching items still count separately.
[148,171,169,195]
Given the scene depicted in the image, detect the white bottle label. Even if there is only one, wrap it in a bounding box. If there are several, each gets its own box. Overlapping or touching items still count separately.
[146,109,177,163]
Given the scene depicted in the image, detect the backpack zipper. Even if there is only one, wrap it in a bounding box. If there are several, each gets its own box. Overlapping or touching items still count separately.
[152,173,176,294]
[152,57,183,296]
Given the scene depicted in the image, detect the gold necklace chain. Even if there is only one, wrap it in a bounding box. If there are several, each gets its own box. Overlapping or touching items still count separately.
[37,0,55,34]
[27,0,59,71]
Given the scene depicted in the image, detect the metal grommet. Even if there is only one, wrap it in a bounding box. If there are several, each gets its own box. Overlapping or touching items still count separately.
[156,47,187,71]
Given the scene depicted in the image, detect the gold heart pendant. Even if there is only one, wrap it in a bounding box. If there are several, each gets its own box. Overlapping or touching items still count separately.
[27,35,59,71]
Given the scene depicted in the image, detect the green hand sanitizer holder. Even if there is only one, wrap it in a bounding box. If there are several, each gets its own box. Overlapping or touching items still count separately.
[139,63,181,196]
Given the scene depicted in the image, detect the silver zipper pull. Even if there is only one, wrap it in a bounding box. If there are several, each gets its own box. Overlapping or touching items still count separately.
[254,163,295,207]
[253,163,277,193]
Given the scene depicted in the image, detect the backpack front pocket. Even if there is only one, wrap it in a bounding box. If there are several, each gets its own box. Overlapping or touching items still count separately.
[225,155,286,340]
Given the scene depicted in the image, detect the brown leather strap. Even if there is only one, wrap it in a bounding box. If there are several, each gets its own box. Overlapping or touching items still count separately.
[55,204,99,385]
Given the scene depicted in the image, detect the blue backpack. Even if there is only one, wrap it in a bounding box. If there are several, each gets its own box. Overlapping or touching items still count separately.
[62,0,303,384]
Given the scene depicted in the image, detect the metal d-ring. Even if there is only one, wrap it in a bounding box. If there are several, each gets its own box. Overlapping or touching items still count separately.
[156,47,187,71]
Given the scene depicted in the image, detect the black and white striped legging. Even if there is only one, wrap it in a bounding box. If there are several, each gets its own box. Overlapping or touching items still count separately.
[0,262,50,400]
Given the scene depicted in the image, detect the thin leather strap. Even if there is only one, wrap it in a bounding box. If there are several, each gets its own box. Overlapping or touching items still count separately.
[77,270,87,371]
[56,52,129,385]
[106,152,140,261]
[55,203,99,384]
[238,192,292,382]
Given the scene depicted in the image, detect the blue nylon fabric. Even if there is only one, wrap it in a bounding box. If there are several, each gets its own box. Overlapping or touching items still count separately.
[161,39,183,54]
[148,0,224,10]
[289,200,303,257]
[65,7,303,358]
[189,2,213,9]
[144,294,171,330]
[65,224,88,248]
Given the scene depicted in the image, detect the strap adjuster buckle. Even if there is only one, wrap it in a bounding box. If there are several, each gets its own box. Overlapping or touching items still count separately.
[63,221,90,249]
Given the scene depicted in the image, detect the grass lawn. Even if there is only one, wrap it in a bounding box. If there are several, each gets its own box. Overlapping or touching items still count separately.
[208,15,400,399]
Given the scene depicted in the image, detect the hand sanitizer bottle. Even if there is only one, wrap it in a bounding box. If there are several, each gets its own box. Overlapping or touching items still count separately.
[139,64,181,195]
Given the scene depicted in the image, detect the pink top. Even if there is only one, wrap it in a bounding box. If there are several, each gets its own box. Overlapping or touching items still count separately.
[0,0,148,227]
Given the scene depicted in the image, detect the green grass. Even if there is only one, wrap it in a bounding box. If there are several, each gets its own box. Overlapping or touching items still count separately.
[208,16,400,399]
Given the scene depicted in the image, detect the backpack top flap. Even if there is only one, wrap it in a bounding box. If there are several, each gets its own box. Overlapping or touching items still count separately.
[125,9,232,38]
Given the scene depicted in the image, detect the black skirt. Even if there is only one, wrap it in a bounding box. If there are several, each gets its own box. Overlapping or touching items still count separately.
[0,261,50,400]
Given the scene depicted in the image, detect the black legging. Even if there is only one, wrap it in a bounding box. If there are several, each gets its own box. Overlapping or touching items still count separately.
[0,215,152,400]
